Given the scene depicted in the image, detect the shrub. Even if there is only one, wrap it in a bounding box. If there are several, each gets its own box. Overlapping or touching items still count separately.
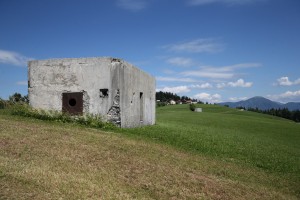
[189,103,196,111]
[156,102,167,107]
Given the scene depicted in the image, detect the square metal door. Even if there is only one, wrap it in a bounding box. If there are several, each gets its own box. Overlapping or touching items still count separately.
[62,92,83,115]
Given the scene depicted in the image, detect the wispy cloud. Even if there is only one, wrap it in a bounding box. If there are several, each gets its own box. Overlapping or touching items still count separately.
[156,86,190,94]
[228,96,248,102]
[188,0,265,6]
[166,57,194,67]
[116,0,148,11]
[0,49,33,67]
[182,70,234,79]
[216,82,226,88]
[156,76,198,83]
[190,83,213,89]
[163,38,223,54]
[16,81,28,85]
[194,92,222,103]
[217,79,253,88]
[181,63,261,79]
[206,63,262,72]
[275,76,300,86]
[156,80,213,94]
[162,69,176,74]
[267,90,300,103]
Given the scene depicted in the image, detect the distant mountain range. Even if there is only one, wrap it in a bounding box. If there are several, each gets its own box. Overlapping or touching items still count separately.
[219,96,300,111]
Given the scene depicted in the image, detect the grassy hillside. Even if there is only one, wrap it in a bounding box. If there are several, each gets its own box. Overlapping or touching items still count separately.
[0,105,299,199]
[122,105,300,175]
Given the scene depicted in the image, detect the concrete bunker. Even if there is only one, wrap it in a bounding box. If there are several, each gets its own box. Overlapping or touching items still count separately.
[28,57,156,128]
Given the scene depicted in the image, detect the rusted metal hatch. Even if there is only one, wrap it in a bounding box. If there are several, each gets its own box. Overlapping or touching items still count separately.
[62,92,83,115]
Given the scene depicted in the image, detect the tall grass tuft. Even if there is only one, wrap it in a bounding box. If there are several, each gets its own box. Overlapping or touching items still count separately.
[10,104,116,130]
[0,98,15,109]
[0,99,5,109]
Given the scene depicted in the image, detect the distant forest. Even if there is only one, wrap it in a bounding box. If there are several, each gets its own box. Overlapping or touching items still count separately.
[156,91,197,102]
[237,107,300,122]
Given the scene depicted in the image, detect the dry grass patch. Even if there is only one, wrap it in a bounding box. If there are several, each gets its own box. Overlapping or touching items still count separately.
[0,116,298,199]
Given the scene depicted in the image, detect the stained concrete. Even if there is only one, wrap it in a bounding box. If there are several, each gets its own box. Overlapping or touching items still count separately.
[28,57,156,128]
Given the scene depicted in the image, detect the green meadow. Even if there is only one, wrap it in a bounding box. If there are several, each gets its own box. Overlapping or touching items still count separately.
[0,104,299,199]
[122,104,300,175]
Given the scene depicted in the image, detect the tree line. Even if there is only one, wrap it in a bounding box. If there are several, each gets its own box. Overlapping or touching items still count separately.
[236,106,300,122]
[156,91,197,102]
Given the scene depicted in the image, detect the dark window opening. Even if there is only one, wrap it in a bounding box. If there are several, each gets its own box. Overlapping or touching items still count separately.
[69,98,77,107]
[140,92,144,122]
[100,89,109,98]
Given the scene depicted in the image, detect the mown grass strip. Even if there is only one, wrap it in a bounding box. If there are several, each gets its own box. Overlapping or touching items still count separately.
[0,115,298,199]
[1,104,299,198]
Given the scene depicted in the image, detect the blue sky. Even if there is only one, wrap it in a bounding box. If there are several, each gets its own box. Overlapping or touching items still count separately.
[0,0,299,103]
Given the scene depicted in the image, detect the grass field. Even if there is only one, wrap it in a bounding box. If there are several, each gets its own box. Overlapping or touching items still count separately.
[0,104,299,199]
[122,105,300,175]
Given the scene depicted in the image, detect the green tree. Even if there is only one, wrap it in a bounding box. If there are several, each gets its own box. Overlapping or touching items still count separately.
[8,93,29,104]
[189,103,196,111]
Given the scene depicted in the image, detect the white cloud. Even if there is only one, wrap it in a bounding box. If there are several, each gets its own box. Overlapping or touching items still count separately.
[16,81,28,85]
[181,63,261,79]
[216,82,227,89]
[166,57,194,67]
[217,79,253,88]
[194,92,222,103]
[188,0,265,6]
[190,83,213,89]
[156,86,190,94]
[116,0,148,11]
[0,49,33,67]
[276,76,300,86]
[156,76,198,83]
[268,90,300,103]
[156,80,214,94]
[228,97,248,102]
[277,77,292,86]
[228,79,253,87]
[163,38,223,53]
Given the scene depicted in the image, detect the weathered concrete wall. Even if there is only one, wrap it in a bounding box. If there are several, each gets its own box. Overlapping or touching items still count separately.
[28,57,155,128]
[115,60,156,127]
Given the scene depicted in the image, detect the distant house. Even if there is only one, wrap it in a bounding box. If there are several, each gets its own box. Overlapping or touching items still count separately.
[191,101,198,104]
[169,100,176,105]
[185,100,192,104]
[176,100,182,104]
